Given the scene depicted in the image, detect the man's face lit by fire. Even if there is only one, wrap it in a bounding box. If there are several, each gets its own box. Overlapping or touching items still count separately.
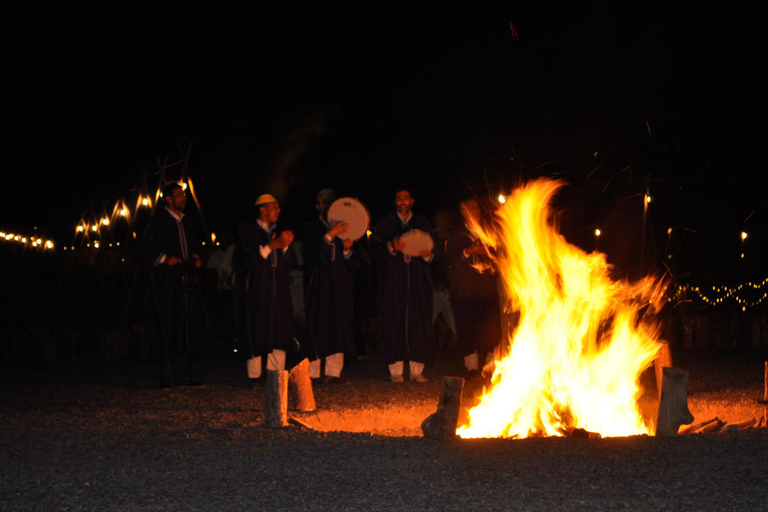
[395,190,414,217]
[166,187,187,213]
[260,201,280,226]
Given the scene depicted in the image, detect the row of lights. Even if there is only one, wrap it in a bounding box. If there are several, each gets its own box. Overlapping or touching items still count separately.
[0,231,54,249]
[668,278,768,311]
[62,239,222,251]
[73,182,190,236]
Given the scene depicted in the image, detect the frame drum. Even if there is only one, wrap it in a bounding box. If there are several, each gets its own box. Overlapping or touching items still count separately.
[399,229,433,257]
[327,197,370,241]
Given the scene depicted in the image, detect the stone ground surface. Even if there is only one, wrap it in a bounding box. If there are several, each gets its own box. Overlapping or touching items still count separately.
[1,347,767,511]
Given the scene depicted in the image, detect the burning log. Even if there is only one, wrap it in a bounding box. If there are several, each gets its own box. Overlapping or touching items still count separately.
[264,370,289,428]
[728,418,757,432]
[655,367,694,436]
[716,424,740,434]
[694,418,725,435]
[564,427,602,439]
[421,377,465,440]
[679,417,719,435]
[654,342,673,399]
[288,358,316,412]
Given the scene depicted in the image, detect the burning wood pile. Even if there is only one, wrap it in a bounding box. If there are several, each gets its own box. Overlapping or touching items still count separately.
[421,179,767,440]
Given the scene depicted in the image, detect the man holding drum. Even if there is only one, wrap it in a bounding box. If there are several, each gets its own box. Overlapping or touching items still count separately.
[303,188,358,384]
[239,193,296,385]
[371,188,436,382]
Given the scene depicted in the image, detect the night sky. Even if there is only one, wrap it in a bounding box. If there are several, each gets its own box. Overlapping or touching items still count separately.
[5,2,766,283]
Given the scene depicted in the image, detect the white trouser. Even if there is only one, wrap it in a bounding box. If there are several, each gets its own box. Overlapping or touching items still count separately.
[246,349,287,379]
[464,351,495,371]
[309,352,344,379]
[388,360,424,377]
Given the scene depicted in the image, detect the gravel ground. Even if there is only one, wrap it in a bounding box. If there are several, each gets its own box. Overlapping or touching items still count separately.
[1,348,767,511]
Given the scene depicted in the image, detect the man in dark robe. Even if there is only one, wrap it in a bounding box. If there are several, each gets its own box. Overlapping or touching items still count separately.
[138,181,204,388]
[239,194,296,384]
[371,188,435,382]
[445,197,502,376]
[303,188,357,384]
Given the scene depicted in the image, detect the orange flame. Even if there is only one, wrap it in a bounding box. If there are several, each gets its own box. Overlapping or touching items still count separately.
[457,179,665,439]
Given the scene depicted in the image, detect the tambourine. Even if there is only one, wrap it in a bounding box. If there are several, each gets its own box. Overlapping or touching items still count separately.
[327,197,370,241]
[399,229,433,257]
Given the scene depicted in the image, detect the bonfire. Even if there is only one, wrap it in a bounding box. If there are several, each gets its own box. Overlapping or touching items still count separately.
[457,178,667,439]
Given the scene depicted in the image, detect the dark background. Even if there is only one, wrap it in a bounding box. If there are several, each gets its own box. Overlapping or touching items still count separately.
[4,2,767,284]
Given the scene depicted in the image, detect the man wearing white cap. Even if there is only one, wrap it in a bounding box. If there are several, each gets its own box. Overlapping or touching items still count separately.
[239,194,296,384]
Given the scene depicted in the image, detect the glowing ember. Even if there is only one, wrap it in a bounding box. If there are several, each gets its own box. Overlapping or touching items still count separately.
[457,179,666,439]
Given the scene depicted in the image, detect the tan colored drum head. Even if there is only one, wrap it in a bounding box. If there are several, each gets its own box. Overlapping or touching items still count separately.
[327,197,370,241]
[399,229,433,257]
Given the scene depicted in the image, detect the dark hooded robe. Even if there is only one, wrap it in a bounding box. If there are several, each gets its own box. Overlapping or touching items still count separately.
[238,221,297,360]
[303,217,358,362]
[137,208,204,384]
[371,211,435,366]
[445,223,502,357]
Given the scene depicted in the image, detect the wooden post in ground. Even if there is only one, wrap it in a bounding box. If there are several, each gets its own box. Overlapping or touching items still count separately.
[654,342,673,399]
[289,358,316,412]
[763,361,767,402]
[265,370,289,428]
[421,377,465,440]
[655,367,694,436]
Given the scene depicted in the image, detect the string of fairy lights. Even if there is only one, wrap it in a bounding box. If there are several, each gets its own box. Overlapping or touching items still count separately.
[0,231,55,250]
[666,279,768,311]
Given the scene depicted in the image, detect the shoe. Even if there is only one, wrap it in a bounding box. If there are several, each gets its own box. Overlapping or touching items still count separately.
[159,380,174,389]
[391,374,404,383]
[180,378,204,387]
[324,376,350,385]
[249,377,265,388]
[409,373,428,383]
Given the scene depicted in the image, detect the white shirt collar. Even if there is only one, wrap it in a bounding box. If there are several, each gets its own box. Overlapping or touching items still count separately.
[166,207,184,222]
[257,218,275,233]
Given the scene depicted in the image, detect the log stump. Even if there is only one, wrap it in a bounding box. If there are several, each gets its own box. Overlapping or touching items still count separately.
[421,377,464,440]
[654,342,673,399]
[289,358,316,412]
[655,367,694,436]
[265,370,289,428]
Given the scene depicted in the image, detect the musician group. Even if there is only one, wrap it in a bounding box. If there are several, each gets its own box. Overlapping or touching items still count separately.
[235,186,502,385]
[142,182,502,387]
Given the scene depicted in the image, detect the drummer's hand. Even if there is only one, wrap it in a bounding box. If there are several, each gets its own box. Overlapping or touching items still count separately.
[328,221,349,239]
[420,249,432,259]
[167,256,183,266]
[192,256,202,268]
[392,236,405,252]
